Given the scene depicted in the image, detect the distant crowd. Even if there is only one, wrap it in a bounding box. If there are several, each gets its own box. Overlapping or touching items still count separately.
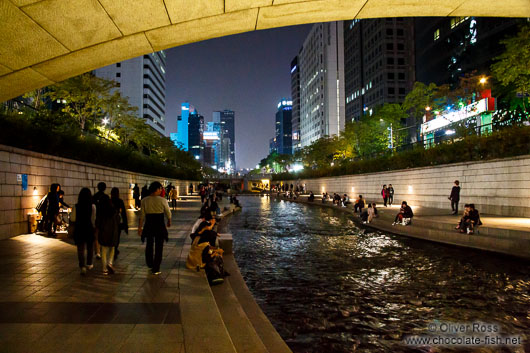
[274,179,482,233]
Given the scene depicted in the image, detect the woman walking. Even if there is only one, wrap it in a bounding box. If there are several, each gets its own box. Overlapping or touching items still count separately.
[110,187,128,261]
[138,182,172,275]
[71,188,96,275]
[381,185,388,207]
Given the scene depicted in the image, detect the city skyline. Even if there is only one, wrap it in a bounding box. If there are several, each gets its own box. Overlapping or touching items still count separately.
[166,25,312,170]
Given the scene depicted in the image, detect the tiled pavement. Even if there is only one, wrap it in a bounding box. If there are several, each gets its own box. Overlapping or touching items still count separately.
[0,198,202,353]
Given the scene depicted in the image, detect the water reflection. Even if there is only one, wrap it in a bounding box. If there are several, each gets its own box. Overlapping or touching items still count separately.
[229,196,530,353]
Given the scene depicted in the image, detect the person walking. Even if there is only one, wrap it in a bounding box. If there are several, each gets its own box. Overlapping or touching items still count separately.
[110,187,128,261]
[165,183,172,201]
[449,180,461,215]
[93,182,108,259]
[133,183,140,210]
[169,186,178,210]
[45,183,61,237]
[71,188,96,275]
[138,182,171,275]
[94,183,119,275]
[381,185,388,207]
[387,184,394,206]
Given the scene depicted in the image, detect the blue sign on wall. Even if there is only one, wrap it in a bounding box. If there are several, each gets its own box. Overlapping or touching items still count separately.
[22,174,28,191]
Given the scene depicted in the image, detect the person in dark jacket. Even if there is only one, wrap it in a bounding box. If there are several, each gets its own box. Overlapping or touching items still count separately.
[354,195,365,213]
[94,183,119,275]
[133,183,140,210]
[138,182,171,275]
[457,204,482,235]
[93,182,108,259]
[449,180,461,215]
[308,191,315,202]
[393,201,413,225]
[387,184,394,206]
[71,188,96,275]
[45,183,61,237]
[141,184,149,199]
[111,187,128,261]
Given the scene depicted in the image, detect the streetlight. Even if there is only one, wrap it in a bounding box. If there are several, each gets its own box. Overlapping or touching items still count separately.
[479,77,487,85]
[425,106,431,111]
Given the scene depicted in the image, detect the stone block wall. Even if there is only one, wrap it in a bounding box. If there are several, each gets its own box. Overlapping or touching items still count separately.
[281,155,530,217]
[0,144,199,239]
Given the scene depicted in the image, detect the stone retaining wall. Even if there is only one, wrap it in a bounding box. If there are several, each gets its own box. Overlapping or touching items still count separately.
[0,144,199,239]
[280,155,530,217]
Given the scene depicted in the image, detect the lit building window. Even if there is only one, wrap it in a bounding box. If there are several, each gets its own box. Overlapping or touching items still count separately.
[434,29,440,41]
[450,17,468,29]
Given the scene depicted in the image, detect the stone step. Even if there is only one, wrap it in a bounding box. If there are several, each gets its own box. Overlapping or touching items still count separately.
[222,254,292,353]
[211,264,269,353]
[179,237,237,353]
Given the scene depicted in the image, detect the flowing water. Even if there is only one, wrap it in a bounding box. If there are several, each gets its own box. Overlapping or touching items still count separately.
[227,196,530,353]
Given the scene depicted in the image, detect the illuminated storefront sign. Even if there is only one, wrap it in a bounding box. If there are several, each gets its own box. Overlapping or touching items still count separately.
[421,98,490,134]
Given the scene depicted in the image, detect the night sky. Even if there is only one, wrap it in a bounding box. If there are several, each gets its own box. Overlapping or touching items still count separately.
[166,24,312,170]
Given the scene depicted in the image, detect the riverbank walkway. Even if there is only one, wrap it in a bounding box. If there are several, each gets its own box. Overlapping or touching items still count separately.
[0,196,289,353]
[279,193,530,260]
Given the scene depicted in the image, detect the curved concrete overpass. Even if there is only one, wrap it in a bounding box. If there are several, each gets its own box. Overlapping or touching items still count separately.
[1,0,529,102]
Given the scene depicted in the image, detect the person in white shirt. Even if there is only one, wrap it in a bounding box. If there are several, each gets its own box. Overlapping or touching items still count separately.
[138,182,171,275]
[70,188,97,275]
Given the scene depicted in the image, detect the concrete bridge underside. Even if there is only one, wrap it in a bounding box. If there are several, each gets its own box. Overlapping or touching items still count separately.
[1,0,529,102]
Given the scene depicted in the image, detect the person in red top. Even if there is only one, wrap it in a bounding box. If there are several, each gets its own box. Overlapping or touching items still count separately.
[381,185,388,207]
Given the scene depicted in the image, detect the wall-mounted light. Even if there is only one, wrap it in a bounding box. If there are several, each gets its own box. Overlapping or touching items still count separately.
[33,186,38,196]
[408,185,413,193]
[351,187,355,192]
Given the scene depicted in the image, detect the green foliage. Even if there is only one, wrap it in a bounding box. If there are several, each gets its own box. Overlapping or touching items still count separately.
[0,113,201,180]
[491,25,530,111]
[46,73,117,131]
[274,125,530,181]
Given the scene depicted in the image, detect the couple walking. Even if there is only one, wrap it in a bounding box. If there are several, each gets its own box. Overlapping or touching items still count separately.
[381,184,394,207]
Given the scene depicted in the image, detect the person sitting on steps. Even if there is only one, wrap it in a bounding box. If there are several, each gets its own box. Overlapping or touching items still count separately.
[353,195,365,214]
[393,201,413,226]
[456,204,482,234]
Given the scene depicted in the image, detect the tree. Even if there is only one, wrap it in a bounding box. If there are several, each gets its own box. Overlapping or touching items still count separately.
[403,82,446,125]
[46,73,117,131]
[491,25,530,111]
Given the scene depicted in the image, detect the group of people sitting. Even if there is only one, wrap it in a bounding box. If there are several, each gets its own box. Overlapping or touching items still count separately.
[455,204,482,235]
[320,192,351,207]
[186,201,229,285]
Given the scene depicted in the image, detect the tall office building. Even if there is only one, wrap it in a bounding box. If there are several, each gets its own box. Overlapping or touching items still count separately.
[203,121,221,169]
[299,22,345,147]
[174,102,193,150]
[415,17,522,86]
[94,51,166,135]
[213,110,236,173]
[344,18,415,122]
[290,55,301,153]
[275,99,293,155]
[188,112,204,161]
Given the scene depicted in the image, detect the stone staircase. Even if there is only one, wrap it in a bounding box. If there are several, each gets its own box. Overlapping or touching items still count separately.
[178,204,292,353]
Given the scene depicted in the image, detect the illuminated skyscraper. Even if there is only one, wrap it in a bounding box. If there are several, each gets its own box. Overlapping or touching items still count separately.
[275,99,293,155]
[299,22,345,147]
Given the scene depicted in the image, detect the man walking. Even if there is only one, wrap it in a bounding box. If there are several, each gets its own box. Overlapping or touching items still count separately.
[138,182,171,275]
[449,180,461,215]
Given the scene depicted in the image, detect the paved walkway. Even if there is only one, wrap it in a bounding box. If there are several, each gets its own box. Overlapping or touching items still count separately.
[0,198,202,353]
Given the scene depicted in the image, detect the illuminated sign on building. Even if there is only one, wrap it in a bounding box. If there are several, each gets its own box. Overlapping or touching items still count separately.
[277,100,293,109]
[203,131,220,141]
[421,98,491,135]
